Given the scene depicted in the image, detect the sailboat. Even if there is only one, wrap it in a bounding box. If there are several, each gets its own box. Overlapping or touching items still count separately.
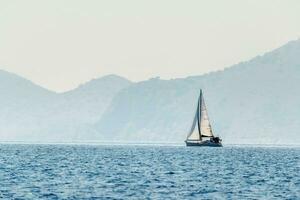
[185,90,222,147]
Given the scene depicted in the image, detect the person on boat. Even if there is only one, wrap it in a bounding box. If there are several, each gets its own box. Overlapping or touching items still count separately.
[211,137,221,143]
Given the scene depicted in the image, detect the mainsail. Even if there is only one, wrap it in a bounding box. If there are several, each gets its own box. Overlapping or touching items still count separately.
[186,90,214,141]
[199,94,214,137]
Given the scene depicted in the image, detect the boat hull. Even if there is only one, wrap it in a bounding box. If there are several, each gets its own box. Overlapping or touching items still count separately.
[185,140,222,147]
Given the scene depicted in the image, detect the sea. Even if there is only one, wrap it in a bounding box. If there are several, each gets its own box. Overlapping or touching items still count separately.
[0,144,299,199]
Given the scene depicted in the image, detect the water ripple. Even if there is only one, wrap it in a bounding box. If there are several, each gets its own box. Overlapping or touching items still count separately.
[0,145,299,199]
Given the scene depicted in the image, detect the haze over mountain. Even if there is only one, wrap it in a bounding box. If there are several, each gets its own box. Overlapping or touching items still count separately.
[1,39,300,144]
[0,73,131,141]
[96,39,300,144]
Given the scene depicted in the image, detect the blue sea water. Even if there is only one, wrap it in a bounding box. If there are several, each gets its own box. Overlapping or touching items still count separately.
[0,144,299,199]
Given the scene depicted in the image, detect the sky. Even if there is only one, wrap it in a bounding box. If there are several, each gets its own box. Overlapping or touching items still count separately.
[0,0,300,92]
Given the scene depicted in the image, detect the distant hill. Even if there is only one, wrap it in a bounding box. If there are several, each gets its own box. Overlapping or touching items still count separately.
[48,74,132,141]
[96,39,300,144]
[0,73,131,141]
[1,40,300,144]
[0,70,56,141]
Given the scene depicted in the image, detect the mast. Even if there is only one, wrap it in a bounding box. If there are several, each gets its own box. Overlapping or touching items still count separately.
[198,89,202,141]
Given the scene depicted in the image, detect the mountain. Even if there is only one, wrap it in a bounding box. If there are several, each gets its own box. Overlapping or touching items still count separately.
[45,75,132,141]
[0,73,131,141]
[59,74,132,124]
[96,39,300,144]
[0,70,56,141]
[1,40,300,144]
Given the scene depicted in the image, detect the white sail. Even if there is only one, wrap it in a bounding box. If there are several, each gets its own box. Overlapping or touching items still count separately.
[200,95,214,137]
[186,107,200,140]
[186,90,214,141]
[186,95,201,141]
[185,90,221,146]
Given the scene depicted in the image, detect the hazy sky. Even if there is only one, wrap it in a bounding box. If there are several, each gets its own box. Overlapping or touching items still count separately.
[0,0,300,92]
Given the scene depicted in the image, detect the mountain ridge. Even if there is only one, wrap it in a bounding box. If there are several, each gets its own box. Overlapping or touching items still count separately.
[0,71,132,141]
[1,39,300,144]
[95,39,300,144]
